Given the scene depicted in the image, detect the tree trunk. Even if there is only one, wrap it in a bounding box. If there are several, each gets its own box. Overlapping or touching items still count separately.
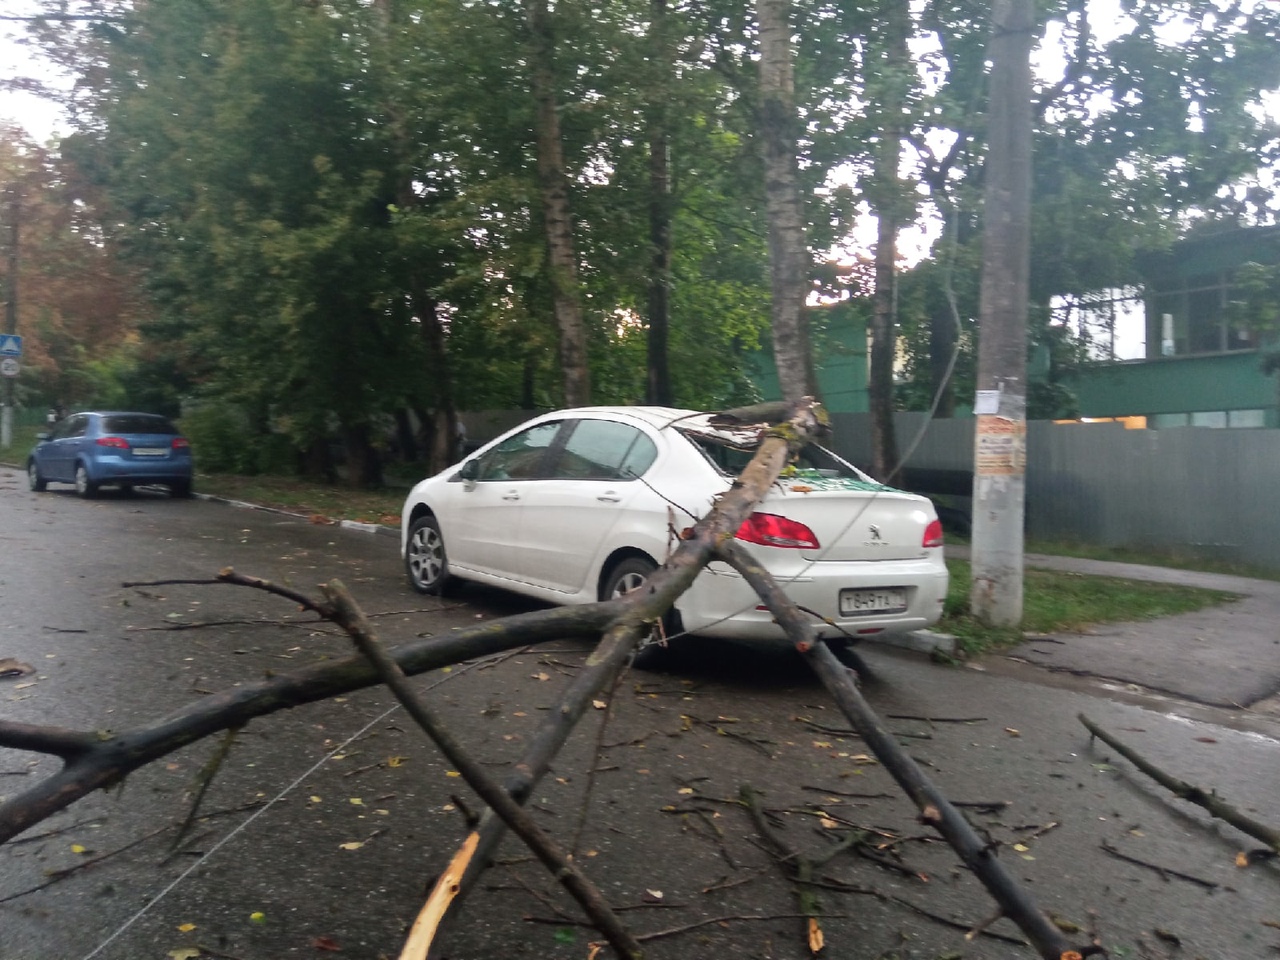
[297,438,337,484]
[866,0,912,480]
[393,407,419,462]
[970,0,1033,627]
[341,423,384,489]
[526,0,591,407]
[412,290,459,475]
[929,307,957,418]
[645,0,674,406]
[756,0,817,404]
[870,208,900,479]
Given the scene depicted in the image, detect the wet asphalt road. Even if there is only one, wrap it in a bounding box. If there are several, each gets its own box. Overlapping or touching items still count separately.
[1,468,1279,960]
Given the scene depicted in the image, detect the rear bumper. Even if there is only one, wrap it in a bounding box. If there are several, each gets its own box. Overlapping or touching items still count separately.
[676,555,949,641]
[87,455,192,485]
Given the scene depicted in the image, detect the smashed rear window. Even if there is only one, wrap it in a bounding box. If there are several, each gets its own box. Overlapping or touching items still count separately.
[677,426,894,491]
[102,415,179,435]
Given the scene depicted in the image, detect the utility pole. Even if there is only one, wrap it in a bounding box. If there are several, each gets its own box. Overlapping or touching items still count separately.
[969,0,1033,626]
[1,183,18,451]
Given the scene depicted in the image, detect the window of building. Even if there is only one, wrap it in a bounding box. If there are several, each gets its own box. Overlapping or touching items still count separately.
[1150,409,1265,429]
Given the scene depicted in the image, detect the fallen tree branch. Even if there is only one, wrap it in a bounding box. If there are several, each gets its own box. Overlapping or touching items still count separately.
[717,537,1095,960]
[320,579,642,960]
[1079,713,1280,854]
[0,599,622,843]
[446,399,831,925]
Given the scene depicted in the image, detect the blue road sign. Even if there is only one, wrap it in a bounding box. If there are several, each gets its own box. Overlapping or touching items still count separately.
[0,335,21,357]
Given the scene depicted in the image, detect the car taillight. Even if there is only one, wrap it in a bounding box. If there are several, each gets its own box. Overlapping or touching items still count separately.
[172,437,190,450]
[96,437,129,449]
[736,513,820,549]
[923,519,944,548]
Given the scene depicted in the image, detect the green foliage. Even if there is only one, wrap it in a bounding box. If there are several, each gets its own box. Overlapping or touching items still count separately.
[941,559,1240,655]
[13,0,1279,453]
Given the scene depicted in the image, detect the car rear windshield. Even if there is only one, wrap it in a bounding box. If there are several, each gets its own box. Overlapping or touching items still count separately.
[679,429,876,482]
[103,415,179,435]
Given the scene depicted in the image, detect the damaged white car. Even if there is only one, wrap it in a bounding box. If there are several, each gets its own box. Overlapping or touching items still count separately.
[401,406,948,659]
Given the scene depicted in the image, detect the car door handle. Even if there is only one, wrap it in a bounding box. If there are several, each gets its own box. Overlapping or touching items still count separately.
[502,489,521,501]
[597,491,622,503]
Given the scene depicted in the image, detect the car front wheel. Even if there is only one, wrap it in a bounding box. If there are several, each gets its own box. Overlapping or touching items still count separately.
[405,515,451,595]
[27,460,47,492]
[74,463,98,498]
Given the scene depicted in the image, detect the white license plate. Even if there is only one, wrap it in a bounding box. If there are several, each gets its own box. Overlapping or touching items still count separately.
[839,587,908,616]
[132,447,167,457]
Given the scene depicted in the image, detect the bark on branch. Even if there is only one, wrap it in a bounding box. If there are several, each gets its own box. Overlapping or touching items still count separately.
[1079,713,1280,854]
[717,538,1095,960]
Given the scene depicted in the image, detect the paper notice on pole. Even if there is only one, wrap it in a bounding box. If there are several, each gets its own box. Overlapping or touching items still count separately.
[974,390,1000,415]
[975,416,1025,475]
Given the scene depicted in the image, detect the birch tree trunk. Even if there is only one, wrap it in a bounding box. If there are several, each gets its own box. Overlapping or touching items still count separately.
[867,0,913,480]
[526,0,591,407]
[756,0,817,404]
[645,0,674,405]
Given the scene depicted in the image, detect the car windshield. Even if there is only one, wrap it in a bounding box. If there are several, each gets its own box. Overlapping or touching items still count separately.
[102,415,178,435]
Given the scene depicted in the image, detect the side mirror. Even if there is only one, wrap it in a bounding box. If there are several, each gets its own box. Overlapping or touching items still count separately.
[35,433,50,442]
[459,459,480,481]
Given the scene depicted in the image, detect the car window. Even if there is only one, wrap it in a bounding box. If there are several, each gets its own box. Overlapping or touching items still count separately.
[552,420,657,480]
[103,415,178,435]
[473,421,562,480]
[680,429,873,483]
[63,415,89,439]
[48,417,76,440]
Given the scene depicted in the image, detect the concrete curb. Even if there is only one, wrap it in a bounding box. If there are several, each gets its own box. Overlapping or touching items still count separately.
[877,629,957,658]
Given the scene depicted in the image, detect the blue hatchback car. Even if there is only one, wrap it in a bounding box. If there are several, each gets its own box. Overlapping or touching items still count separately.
[27,411,194,498]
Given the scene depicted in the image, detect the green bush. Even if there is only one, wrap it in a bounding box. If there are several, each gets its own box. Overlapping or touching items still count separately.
[180,405,261,474]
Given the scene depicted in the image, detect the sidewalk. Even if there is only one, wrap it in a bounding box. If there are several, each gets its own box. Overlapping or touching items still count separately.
[950,547,1280,714]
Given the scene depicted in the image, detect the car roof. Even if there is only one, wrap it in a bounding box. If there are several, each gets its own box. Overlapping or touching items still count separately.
[548,406,773,447]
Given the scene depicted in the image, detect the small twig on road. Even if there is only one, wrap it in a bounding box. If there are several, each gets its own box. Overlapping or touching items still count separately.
[886,714,988,724]
[682,713,776,757]
[1099,839,1219,890]
[806,875,1031,946]
[1080,713,1280,854]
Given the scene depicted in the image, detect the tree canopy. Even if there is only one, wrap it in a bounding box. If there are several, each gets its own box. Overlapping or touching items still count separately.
[3,0,1278,478]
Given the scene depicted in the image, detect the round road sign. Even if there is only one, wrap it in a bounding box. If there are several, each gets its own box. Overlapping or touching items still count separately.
[0,357,19,377]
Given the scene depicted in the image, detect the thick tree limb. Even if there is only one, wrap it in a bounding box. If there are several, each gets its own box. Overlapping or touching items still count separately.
[717,538,1093,960]
[0,600,621,843]
[320,580,642,960]
[1079,713,1280,853]
[446,400,829,922]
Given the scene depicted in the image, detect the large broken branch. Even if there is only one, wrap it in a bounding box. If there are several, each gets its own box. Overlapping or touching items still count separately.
[717,538,1095,960]
[0,595,620,843]
[444,399,830,920]
[321,580,642,960]
[1079,713,1280,854]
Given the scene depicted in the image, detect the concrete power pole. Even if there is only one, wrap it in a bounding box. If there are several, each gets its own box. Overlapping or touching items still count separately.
[1,184,17,451]
[969,0,1033,626]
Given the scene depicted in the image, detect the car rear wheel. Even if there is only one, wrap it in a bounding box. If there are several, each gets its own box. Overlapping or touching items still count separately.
[27,460,46,492]
[406,515,451,595]
[74,463,98,498]
[601,556,682,669]
[170,479,193,498]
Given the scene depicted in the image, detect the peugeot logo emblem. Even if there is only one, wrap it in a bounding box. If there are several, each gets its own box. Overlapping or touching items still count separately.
[868,524,882,541]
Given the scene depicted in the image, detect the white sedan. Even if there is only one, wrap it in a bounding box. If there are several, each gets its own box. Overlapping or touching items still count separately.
[400,406,948,655]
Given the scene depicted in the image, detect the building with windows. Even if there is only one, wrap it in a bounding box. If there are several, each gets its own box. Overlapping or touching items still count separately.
[1068,225,1280,428]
